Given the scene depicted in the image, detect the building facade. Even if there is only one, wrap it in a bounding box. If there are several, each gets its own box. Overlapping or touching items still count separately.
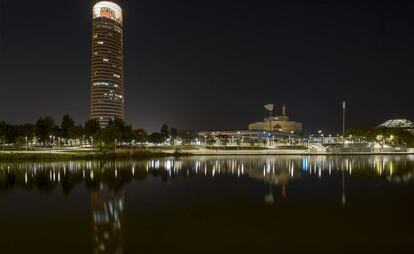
[91,1,124,127]
[248,105,302,133]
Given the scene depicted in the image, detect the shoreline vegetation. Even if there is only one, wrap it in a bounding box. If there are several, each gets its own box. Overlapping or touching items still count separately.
[2,115,414,162]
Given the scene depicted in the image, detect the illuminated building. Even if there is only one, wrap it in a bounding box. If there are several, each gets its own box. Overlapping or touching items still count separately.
[248,105,302,133]
[378,119,414,133]
[91,1,124,127]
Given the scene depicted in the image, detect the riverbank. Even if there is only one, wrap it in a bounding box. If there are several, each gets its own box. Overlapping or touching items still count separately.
[164,149,414,156]
[0,150,188,162]
[0,147,413,161]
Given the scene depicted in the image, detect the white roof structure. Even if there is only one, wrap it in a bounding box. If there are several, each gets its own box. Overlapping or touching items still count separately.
[378,119,414,129]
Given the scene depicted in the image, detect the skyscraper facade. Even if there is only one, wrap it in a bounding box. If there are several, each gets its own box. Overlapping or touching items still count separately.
[91,1,124,127]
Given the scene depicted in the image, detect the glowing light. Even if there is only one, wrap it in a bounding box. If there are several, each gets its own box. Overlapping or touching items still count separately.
[93,1,123,24]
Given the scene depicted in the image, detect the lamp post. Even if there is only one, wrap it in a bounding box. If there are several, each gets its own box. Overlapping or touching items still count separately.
[318,130,323,144]
[25,137,28,152]
[289,131,294,145]
[342,101,346,144]
[49,135,53,153]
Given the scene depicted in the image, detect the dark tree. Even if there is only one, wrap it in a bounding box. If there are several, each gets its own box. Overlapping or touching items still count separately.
[179,130,200,144]
[84,119,100,137]
[70,125,84,139]
[35,116,55,145]
[149,132,165,144]
[170,128,178,139]
[112,118,134,142]
[0,121,16,143]
[93,118,134,149]
[15,124,35,140]
[160,124,169,138]
[134,129,148,143]
[61,114,75,139]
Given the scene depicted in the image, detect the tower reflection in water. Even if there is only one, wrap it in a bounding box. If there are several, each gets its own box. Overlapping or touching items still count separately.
[0,156,413,252]
[91,187,124,254]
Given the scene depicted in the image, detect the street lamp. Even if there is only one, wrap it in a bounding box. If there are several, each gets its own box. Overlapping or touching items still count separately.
[90,137,94,150]
[49,135,54,153]
[317,130,324,144]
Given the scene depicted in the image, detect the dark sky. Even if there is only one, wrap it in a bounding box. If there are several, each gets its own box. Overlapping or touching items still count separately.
[1,0,414,133]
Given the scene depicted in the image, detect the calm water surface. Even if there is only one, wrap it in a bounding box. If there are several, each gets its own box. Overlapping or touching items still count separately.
[0,155,413,254]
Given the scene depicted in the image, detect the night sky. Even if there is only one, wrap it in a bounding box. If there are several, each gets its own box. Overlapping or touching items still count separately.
[1,0,414,134]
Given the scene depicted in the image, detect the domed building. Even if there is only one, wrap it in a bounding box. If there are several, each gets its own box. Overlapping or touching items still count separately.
[248,105,302,133]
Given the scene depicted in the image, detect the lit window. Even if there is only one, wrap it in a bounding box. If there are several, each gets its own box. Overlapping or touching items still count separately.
[93,82,109,86]
[103,58,109,62]
[98,41,104,45]
[113,74,120,78]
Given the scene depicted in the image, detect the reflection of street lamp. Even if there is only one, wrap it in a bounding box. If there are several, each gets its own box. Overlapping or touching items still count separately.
[342,168,346,206]
[264,183,274,205]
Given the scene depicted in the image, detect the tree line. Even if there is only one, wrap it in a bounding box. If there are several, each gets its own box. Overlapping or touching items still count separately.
[346,127,414,147]
[0,115,199,149]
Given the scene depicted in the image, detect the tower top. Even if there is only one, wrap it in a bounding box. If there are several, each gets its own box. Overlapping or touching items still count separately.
[93,1,123,24]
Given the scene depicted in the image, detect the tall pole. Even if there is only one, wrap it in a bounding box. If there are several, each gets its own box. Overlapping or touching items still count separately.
[342,101,346,143]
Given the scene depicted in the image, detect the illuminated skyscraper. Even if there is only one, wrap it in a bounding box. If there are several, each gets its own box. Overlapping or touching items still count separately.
[91,1,124,127]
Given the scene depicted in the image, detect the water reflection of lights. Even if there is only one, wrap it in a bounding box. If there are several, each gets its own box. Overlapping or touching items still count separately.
[0,156,413,195]
[92,187,124,253]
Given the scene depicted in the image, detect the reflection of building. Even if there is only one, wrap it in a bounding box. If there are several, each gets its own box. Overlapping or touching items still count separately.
[379,119,414,134]
[91,1,125,127]
[92,188,124,254]
[249,105,302,133]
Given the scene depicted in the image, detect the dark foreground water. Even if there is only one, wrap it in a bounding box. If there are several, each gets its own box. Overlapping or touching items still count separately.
[0,155,413,254]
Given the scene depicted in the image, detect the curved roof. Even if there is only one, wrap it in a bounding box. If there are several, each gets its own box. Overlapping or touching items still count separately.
[378,119,414,128]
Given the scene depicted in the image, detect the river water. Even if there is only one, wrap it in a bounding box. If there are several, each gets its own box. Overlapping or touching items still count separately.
[0,155,413,254]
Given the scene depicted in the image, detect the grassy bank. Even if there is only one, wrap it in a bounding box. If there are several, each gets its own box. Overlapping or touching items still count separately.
[0,150,190,162]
